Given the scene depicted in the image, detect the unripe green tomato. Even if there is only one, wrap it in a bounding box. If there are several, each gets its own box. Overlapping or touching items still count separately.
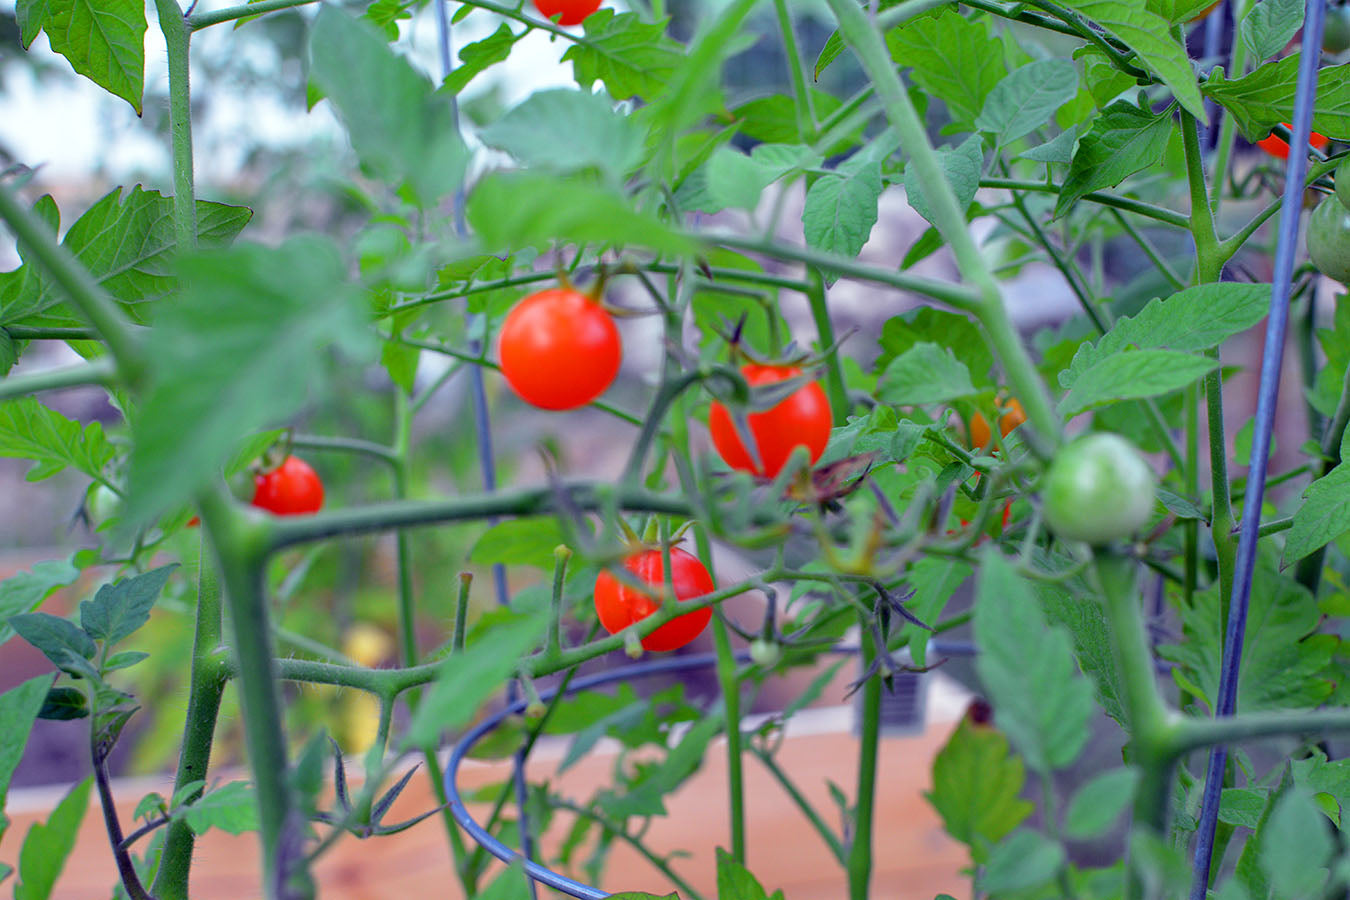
[1335,156,1350,210]
[749,638,781,668]
[1326,5,1350,54]
[86,484,120,529]
[1308,195,1350,284]
[1042,433,1157,545]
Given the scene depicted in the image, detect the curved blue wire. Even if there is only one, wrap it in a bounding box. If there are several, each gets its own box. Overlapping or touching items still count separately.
[443,641,983,897]
[1188,2,1327,895]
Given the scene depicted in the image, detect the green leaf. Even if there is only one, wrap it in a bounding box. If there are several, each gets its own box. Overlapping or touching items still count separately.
[1056,97,1173,218]
[1240,0,1304,61]
[1057,349,1219,416]
[0,397,115,483]
[14,777,92,900]
[479,861,534,900]
[902,557,972,667]
[41,0,145,113]
[1292,750,1350,826]
[125,235,374,527]
[562,10,682,102]
[1220,788,1270,828]
[308,6,468,205]
[0,676,55,818]
[175,781,260,836]
[16,0,50,47]
[1036,578,1127,724]
[973,550,1094,771]
[0,187,252,326]
[603,709,723,818]
[443,23,521,93]
[467,172,697,256]
[1203,57,1350,142]
[877,308,992,384]
[692,144,821,214]
[0,558,80,650]
[925,716,1033,862]
[1160,558,1337,712]
[1019,126,1082,164]
[1061,283,1272,390]
[903,135,983,229]
[1057,0,1205,118]
[803,156,882,261]
[0,328,16,375]
[877,342,977,406]
[976,59,1080,143]
[470,518,568,571]
[405,610,548,748]
[80,565,176,648]
[715,847,782,900]
[1284,465,1350,565]
[886,8,1008,132]
[9,612,98,677]
[981,829,1066,894]
[1260,790,1333,897]
[38,686,88,721]
[479,89,645,181]
[1064,768,1140,839]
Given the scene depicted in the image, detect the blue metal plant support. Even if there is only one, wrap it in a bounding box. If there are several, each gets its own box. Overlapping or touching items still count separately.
[1189,0,1328,895]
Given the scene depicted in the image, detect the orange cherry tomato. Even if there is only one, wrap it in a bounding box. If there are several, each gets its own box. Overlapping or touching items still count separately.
[251,456,325,516]
[498,287,622,411]
[532,0,601,25]
[594,547,714,652]
[968,398,1026,450]
[1256,125,1331,160]
[707,364,832,478]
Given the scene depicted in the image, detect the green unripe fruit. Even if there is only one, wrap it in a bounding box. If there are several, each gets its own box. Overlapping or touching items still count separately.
[1042,433,1157,545]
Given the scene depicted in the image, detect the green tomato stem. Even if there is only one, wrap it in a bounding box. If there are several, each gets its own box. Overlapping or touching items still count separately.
[847,612,881,900]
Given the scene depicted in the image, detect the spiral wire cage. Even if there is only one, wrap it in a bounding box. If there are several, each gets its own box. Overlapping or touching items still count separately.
[429,0,1329,894]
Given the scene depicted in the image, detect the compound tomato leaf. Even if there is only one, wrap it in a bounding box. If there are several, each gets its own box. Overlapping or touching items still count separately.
[0,559,80,651]
[1057,349,1219,417]
[715,847,779,900]
[980,830,1066,895]
[1064,768,1140,839]
[885,8,1007,132]
[125,235,374,530]
[903,135,983,229]
[0,676,55,820]
[562,10,682,102]
[14,777,92,900]
[443,23,521,94]
[1056,97,1173,218]
[79,564,176,648]
[925,716,1033,862]
[479,88,645,181]
[40,0,145,114]
[877,342,977,406]
[976,59,1080,144]
[1203,57,1350,142]
[1259,790,1334,897]
[174,781,260,836]
[1240,0,1304,61]
[309,6,468,206]
[1283,466,1350,565]
[803,160,882,261]
[0,398,115,485]
[973,550,1093,772]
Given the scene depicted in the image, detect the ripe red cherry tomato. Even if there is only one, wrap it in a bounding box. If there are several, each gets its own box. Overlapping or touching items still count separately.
[594,547,714,652]
[251,456,325,516]
[1256,125,1331,160]
[532,0,601,25]
[707,365,832,478]
[498,287,622,411]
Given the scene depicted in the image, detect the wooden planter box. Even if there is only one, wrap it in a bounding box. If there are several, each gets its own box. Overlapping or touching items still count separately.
[7,682,972,899]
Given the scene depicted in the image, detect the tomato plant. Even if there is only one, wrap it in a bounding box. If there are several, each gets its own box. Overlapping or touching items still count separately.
[5,0,1350,895]
[594,547,714,651]
[251,455,325,516]
[498,287,622,411]
[707,365,832,478]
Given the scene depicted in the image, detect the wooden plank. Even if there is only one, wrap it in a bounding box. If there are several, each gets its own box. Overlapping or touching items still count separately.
[7,707,970,900]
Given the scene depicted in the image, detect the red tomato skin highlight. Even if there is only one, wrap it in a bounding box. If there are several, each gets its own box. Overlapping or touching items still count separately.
[531,0,601,26]
[594,548,714,652]
[1256,126,1331,160]
[498,288,622,411]
[707,364,832,478]
[251,456,325,516]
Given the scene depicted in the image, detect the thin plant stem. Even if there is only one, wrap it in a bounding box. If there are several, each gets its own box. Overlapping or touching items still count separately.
[750,747,846,863]
[847,611,881,900]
